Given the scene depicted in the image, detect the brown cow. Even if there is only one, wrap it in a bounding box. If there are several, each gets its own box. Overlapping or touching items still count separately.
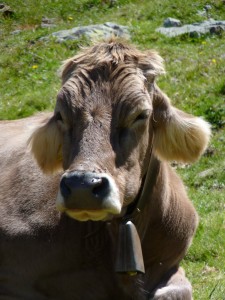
[0,40,210,299]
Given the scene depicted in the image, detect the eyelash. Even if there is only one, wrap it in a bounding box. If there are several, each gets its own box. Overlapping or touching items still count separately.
[133,111,149,123]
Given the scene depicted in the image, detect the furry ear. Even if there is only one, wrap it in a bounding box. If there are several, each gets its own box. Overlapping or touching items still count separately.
[138,51,165,80]
[29,116,63,173]
[152,86,211,162]
[60,59,77,85]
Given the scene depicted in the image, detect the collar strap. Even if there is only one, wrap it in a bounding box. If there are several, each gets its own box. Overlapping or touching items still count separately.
[115,137,160,275]
[124,141,160,219]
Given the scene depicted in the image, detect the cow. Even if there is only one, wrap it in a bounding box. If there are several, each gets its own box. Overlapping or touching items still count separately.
[0,40,210,299]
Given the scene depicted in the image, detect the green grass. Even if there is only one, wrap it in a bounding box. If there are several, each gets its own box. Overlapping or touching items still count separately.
[1,1,225,299]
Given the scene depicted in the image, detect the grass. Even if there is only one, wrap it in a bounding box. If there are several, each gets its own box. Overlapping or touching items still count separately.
[1,0,225,299]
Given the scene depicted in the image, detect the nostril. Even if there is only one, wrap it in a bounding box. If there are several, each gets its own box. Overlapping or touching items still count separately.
[92,177,109,198]
[59,172,111,202]
[60,177,71,198]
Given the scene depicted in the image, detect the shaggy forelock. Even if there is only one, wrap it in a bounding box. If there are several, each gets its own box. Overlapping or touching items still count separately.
[58,66,152,130]
[56,40,164,120]
[60,40,165,85]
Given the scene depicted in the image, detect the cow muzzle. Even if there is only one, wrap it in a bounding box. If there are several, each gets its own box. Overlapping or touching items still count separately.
[56,171,121,221]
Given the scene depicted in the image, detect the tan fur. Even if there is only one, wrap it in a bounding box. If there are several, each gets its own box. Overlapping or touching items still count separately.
[0,40,211,299]
[154,107,211,162]
[29,116,63,173]
[152,85,211,162]
[60,39,165,84]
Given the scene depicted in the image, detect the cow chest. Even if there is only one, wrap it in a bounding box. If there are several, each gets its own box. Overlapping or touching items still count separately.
[0,217,131,300]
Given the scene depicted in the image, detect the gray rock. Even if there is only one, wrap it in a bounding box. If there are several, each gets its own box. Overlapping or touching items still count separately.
[164,18,181,28]
[11,30,22,35]
[197,10,207,17]
[156,19,225,37]
[204,4,212,11]
[197,5,212,17]
[43,22,130,42]
[41,17,56,28]
[0,3,14,17]
[198,168,214,178]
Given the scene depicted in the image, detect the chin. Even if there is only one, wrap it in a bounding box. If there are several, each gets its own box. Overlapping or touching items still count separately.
[65,209,112,221]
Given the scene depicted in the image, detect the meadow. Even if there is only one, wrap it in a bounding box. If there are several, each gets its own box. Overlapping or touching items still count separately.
[0,0,225,299]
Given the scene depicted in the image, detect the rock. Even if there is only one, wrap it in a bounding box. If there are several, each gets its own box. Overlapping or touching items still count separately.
[11,30,22,35]
[0,3,14,17]
[198,168,214,178]
[156,19,225,37]
[103,0,117,7]
[209,25,224,35]
[197,10,207,17]
[43,22,130,42]
[204,4,212,12]
[197,5,212,17]
[203,147,215,157]
[163,18,181,28]
[41,17,56,28]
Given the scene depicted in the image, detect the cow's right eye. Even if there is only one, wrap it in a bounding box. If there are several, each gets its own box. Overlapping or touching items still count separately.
[131,110,150,128]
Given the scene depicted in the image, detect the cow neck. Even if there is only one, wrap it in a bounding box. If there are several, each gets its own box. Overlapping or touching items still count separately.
[124,137,160,220]
[115,134,161,275]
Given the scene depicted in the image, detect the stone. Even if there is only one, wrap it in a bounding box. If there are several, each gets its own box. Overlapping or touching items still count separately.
[41,17,56,28]
[11,30,22,35]
[163,18,181,28]
[43,22,130,42]
[0,3,14,17]
[197,5,212,17]
[197,10,207,17]
[198,168,214,178]
[156,19,225,38]
[204,4,212,11]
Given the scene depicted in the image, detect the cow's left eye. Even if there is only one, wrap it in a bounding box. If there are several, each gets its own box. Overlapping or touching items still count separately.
[132,110,150,126]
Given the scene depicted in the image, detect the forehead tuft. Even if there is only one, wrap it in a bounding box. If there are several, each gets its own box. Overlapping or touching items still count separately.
[60,39,164,84]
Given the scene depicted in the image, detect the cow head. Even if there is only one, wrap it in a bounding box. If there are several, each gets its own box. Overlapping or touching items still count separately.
[30,40,210,221]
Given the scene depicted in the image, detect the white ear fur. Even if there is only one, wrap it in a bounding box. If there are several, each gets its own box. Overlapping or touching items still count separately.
[154,107,211,162]
[140,51,165,78]
[29,117,63,173]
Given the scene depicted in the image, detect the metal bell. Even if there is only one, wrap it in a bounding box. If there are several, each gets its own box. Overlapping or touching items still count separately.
[115,220,145,275]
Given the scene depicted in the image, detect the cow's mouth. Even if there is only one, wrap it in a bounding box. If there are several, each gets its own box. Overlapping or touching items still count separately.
[65,209,110,221]
[56,171,122,221]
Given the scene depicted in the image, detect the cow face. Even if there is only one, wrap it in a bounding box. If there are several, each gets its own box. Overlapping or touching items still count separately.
[30,41,210,221]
